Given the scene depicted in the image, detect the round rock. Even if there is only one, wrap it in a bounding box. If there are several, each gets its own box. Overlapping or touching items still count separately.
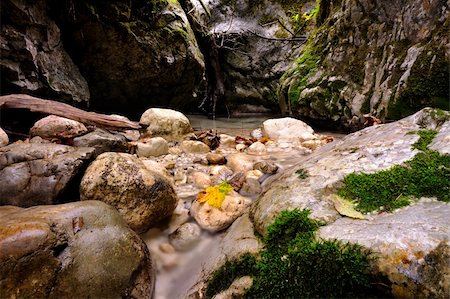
[80,153,178,233]
[136,137,169,157]
[206,153,226,165]
[181,140,210,153]
[262,117,316,142]
[0,201,155,298]
[140,108,192,139]
[30,115,88,139]
[169,222,202,251]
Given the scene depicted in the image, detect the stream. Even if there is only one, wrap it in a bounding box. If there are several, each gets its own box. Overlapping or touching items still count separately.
[141,114,346,299]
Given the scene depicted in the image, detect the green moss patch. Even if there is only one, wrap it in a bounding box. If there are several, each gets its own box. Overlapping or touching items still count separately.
[338,130,449,213]
[206,209,380,298]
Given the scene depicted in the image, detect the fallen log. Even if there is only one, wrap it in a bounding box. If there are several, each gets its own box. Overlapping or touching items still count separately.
[0,94,141,130]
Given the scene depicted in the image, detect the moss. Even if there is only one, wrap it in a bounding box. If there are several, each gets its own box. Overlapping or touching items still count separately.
[295,168,309,179]
[206,209,381,298]
[338,130,449,213]
[274,28,289,39]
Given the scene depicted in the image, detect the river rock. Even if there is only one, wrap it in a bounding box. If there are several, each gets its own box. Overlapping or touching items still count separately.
[80,152,178,233]
[206,153,226,165]
[136,137,169,157]
[251,108,450,297]
[141,159,173,181]
[190,191,252,232]
[182,140,210,154]
[185,214,262,298]
[190,171,211,189]
[219,134,236,148]
[73,128,128,156]
[169,222,202,251]
[0,142,94,207]
[262,117,316,142]
[30,115,88,139]
[0,128,8,147]
[247,141,267,155]
[140,108,193,139]
[253,161,278,174]
[209,165,234,185]
[213,276,254,299]
[241,170,263,195]
[227,153,254,173]
[0,201,155,298]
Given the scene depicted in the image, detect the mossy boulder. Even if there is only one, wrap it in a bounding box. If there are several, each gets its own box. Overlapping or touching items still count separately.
[278,0,449,128]
[250,108,450,297]
[0,201,155,298]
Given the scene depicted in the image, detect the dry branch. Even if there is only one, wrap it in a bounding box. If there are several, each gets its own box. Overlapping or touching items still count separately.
[0,94,140,130]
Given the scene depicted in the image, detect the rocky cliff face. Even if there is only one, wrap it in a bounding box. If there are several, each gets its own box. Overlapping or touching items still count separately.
[1,0,90,105]
[279,0,449,128]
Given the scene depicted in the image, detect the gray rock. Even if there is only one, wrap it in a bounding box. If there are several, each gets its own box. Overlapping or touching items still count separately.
[73,128,128,156]
[169,222,202,251]
[80,152,178,233]
[250,109,450,297]
[0,201,155,298]
[185,213,262,298]
[0,142,94,207]
[1,0,90,104]
[319,200,450,298]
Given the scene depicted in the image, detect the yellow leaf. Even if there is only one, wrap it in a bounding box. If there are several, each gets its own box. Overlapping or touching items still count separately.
[330,195,366,220]
[196,182,233,209]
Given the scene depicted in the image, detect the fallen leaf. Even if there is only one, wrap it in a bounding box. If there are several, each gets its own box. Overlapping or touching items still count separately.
[196,181,233,208]
[330,195,365,220]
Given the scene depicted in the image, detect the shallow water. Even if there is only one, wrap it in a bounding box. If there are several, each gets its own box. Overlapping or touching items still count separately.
[143,114,346,299]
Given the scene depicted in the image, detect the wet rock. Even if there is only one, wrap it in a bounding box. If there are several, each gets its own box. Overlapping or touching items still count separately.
[190,191,252,232]
[247,141,267,155]
[190,171,211,189]
[0,142,94,207]
[251,109,450,297]
[236,144,247,152]
[141,159,173,181]
[182,140,210,154]
[159,243,176,254]
[253,161,278,174]
[136,137,169,157]
[185,214,261,298]
[241,170,263,195]
[227,153,254,173]
[169,222,202,251]
[73,128,128,156]
[140,108,193,140]
[209,165,234,185]
[301,139,325,151]
[206,153,226,165]
[262,117,316,142]
[80,152,178,233]
[0,128,8,147]
[250,128,263,140]
[30,115,88,139]
[0,200,155,298]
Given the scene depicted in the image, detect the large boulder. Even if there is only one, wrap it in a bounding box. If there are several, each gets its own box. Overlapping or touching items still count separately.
[140,108,193,139]
[1,0,90,104]
[0,142,95,207]
[0,201,155,298]
[262,117,316,142]
[80,152,178,233]
[279,0,449,127]
[50,0,205,116]
[250,108,450,297]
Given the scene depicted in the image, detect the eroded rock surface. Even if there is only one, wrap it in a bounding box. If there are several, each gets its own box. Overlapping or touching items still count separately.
[0,201,155,298]
[30,115,88,139]
[0,142,94,207]
[0,128,8,147]
[80,152,178,233]
[72,128,128,156]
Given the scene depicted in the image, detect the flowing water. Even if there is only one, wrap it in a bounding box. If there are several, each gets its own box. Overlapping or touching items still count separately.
[142,114,346,299]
